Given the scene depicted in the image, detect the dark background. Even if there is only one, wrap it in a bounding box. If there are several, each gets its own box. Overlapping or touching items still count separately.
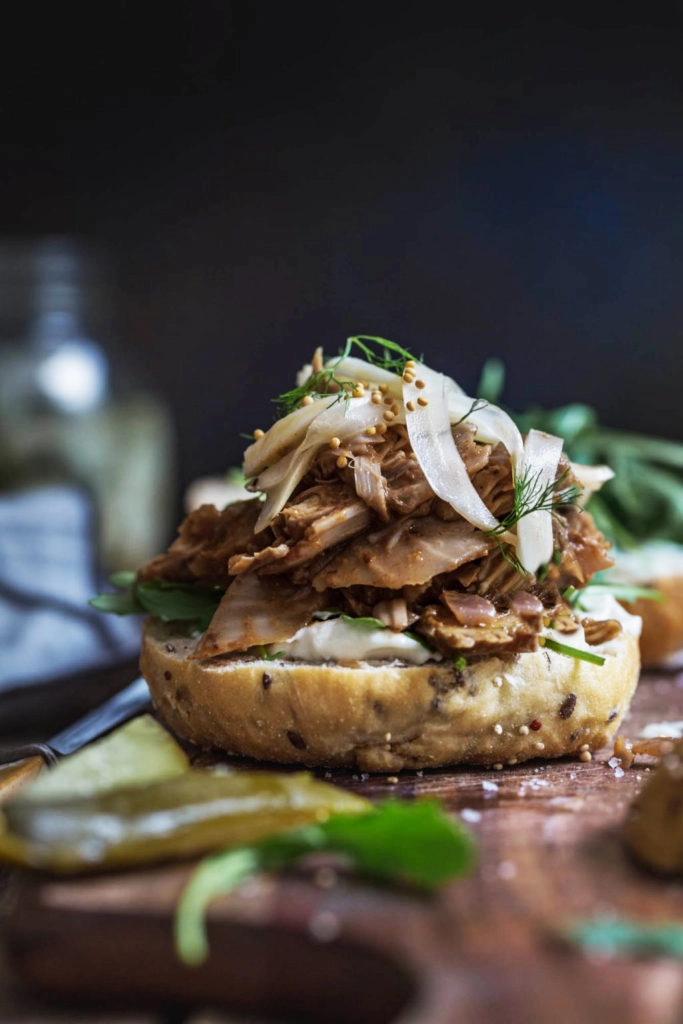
[2,2,683,513]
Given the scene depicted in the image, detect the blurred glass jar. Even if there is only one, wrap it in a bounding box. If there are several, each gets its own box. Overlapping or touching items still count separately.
[0,238,175,571]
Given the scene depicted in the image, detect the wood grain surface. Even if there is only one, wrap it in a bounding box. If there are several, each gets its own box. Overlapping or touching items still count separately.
[2,670,683,1024]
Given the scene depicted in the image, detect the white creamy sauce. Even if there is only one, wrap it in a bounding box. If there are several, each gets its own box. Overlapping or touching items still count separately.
[266,594,637,666]
[574,591,642,640]
[266,617,438,665]
[607,542,683,584]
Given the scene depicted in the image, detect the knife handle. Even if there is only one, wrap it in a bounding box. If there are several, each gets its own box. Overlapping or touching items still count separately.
[0,754,44,803]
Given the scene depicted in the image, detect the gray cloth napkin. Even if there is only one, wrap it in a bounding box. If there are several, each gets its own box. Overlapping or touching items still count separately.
[0,486,141,692]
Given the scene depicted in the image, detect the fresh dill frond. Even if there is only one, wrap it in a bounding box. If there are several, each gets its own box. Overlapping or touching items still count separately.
[497,541,527,576]
[273,367,355,418]
[273,336,419,418]
[452,397,489,429]
[487,467,581,540]
[345,335,420,372]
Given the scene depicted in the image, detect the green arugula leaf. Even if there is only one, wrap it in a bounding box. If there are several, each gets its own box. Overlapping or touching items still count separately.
[89,590,143,616]
[108,570,138,589]
[175,798,476,966]
[257,645,285,661]
[403,630,435,652]
[580,581,664,604]
[477,362,683,546]
[341,614,387,630]
[312,609,345,621]
[312,610,387,630]
[90,577,224,632]
[136,581,223,631]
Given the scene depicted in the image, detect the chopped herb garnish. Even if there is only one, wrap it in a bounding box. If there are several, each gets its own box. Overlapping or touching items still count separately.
[540,636,606,666]
[486,467,581,540]
[453,655,467,670]
[175,798,476,965]
[452,397,489,429]
[258,645,285,661]
[345,335,419,373]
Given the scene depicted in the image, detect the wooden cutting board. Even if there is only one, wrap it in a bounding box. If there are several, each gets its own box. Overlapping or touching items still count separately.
[3,671,683,1024]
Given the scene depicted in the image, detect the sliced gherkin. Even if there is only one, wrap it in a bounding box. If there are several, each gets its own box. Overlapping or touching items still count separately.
[0,768,369,874]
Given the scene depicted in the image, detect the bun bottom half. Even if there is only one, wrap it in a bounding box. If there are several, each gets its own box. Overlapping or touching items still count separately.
[141,618,640,773]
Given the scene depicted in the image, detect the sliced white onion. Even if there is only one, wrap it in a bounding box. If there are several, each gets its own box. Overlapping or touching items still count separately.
[243,396,334,479]
[569,462,615,505]
[329,355,403,396]
[443,379,524,473]
[403,363,499,532]
[516,428,564,573]
[255,393,392,531]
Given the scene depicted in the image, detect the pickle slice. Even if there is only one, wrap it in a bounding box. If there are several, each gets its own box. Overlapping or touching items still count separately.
[17,715,190,803]
[0,768,369,874]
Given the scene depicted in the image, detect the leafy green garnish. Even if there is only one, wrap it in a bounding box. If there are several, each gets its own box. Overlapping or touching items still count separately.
[274,336,418,417]
[175,798,476,965]
[90,575,224,632]
[540,636,606,666]
[567,579,665,608]
[341,614,386,630]
[477,360,683,547]
[403,629,435,652]
[258,645,285,661]
[313,610,387,630]
[566,918,683,960]
[453,655,467,670]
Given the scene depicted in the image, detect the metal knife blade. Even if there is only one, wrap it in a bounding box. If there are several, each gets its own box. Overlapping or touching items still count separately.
[48,675,152,756]
[0,676,152,770]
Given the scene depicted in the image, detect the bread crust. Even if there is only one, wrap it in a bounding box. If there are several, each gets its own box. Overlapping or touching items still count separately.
[141,618,640,772]
[622,576,683,667]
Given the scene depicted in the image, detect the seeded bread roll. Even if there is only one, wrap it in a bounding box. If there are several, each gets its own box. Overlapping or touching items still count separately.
[622,576,683,668]
[141,617,640,772]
